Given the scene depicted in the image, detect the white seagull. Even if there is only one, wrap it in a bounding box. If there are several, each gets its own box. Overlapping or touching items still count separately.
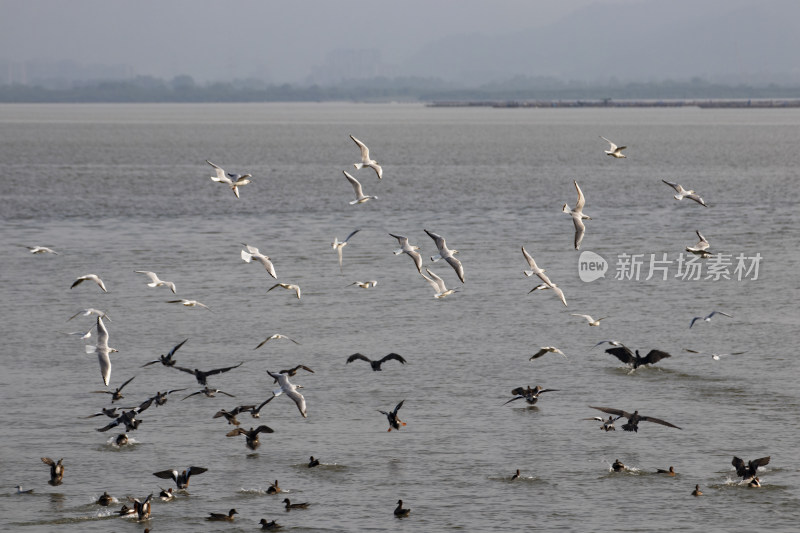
[64,323,97,340]
[662,179,708,207]
[267,370,307,418]
[268,283,301,299]
[241,243,277,279]
[685,230,712,258]
[85,316,117,386]
[167,299,211,311]
[207,159,252,199]
[71,274,107,293]
[135,270,177,294]
[600,136,627,158]
[350,134,383,179]
[683,348,746,361]
[254,334,301,350]
[348,280,378,289]
[562,180,591,250]
[521,246,567,306]
[343,171,377,204]
[570,313,607,327]
[389,233,423,273]
[332,229,360,271]
[68,308,110,322]
[689,310,732,328]
[424,229,464,283]
[529,347,567,360]
[420,268,457,299]
[28,246,59,255]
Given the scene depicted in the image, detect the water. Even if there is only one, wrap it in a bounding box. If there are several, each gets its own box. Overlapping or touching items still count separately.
[0,103,798,532]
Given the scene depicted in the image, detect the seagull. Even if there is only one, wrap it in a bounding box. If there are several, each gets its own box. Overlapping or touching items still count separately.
[732,456,770,481]
[583,415,622,431]
[604,345,671,369]
[28,246,58,254]
[63,324,97,340]
[343,170,377,204]
[424,229,464,283]
[90,375,134,402]
[268,282,301,299]
[600,136,627,158]
[593,340,623,349]
[379,400,406,431]
[207,159,251,199]
[332,229,360,271]
[167,299,211,310]
[85,316,117,386]
[527,282,567,306]
[394,499,411,518]
[421,267,457,298]
[346,352,407,371]
[689,310,732,328]
[135,270,176,293]
[529,347,567,360]
[254,334,301,350]
[683,348,745,360]
[181,387,236,400]
[174,361,243,385]
[570,313,607,326]
[348,280,378,289]
[562,180,591,250]
[142,338,188,367]
[153,466,208,490]
[521,246,567,306]
[662,179,708,207]
[390,233,422,273]
[71,274,107,292]
[267,370,307,418]
[504,385,559,405]
[686,230,712,258]
[41,457,64,486]
[14,485,34,494]
[226,425,274,450]
[588,406,682,432]
[241,244,277,279]
[67,308,110,322]
[350,134,383,179]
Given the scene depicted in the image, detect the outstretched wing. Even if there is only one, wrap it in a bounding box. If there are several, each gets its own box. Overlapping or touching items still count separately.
[639,414,682,430]
[642,350,672,365]
[205,362,243,376]
[379,353,407,365]
[605,346,636,365]
[346,353,371,364]
[589,406,632,418]
[253,425,275,435]
[393,400,405,415]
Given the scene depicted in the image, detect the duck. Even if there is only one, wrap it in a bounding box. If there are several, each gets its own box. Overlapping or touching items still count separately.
[379,400,406,431]
[115,434,129,446]
[583,415,621,431]
[603,344,672,369]
[152,466,208,489]
[174,362,243,386]
[612,459,626,472]
[97,491,114,506]
[283,498,309,510]
[748,477,762,488]
[226,425,274,450]
[159,487,174,501]
[14,485,33,494]
[692,484,703,496]
[394,499,411,517]
[260,518,282,529]
[266,480,281,495]
[133,494,152,520]
[308,456,320,468]
[504,385,559,406]
[41,457,64,486]
[732,455,770,480]
[511,469,521,480]
[656,466,676,476]
[207,508,238,521]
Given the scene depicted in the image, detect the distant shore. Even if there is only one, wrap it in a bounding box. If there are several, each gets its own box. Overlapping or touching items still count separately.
[427,99,800,109]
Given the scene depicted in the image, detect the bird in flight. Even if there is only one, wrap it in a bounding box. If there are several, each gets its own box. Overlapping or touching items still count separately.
[662,179,708,207]
[588,406,681,432]
[562,180,591,250]
[600,136,627,158]
[689,310,732,328]
[603,344,671,369]
[350,134,383,179]
[346,352,407,371]
[207,160,251,199]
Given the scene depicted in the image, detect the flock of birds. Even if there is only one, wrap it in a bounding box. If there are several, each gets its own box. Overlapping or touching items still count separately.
[17,130,768,530]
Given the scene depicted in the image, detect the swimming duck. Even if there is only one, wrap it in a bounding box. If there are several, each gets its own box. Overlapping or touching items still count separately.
[394,499,410,517]
[97,491,114,506]
[379,400,406,431]
[152,466,208,489]
[207,508,238,521]
[732,455,770,480]
[283,498,309,510]
[115,434,129,446]
[656,466,676,476]
[748,477,761,488]
[308,456,320,468]
[226,425,275,450]
[583,415,621,431]
[260,518,282,529]
[612,459,626,472]
[266,480,281,495]
[41,457,64,486]
[589,407,682,432]
[504,385,559,406]
[159,487,174,501]
[346,352,407,371]
[118,504,135,516]
[511,469,521,480]
[692,484,703,496]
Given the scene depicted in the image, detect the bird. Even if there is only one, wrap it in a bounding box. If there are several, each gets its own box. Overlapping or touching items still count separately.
[266,480,281,495]
[97,491,114,506]
[243,395,277,418]
[683,348,745,361]
[656,466,676,476]
[134,270,176,293]
[527,282,567,306]
[167,298,211,310]
[600,136,627,158]
[254,334,301,350]
[420,267,457,298]
[267,283,301,299]
[593,340,623,349]
[390,233,422,273]
[96,402,150,433]
[343,170,377,204]
[348,280,378,289]
[207,509,238,521]
[583,415,621,431]
[207,159,251,198]
[114,434,129,446]
[570,313,607,327]
[692,485,703,496]
[588,406,682,432]
[86,316,117,386]
[272,365,314,381]
[63,326,97,340]
[511,469,521,480]
[685,230,712,258]
[604,345,671,369]
[159,487,174,501]
[350,134,383,179]
[394,499,410,518]
[521,246,568,306]
[748,477,762,488]
[152,466,208,490]
[260,518,281,529]
[67,308,110,322]
[504,385,559,406]
[267,370,307,418]
[174,361,243,386]
[14,485,34,494]
[71,273,107,292]
[379,400,406,431]
[283,498,309,511]
[90,374,134,402]
[732,456,770,480]
[662,179,708,207]
[213,405,256,426]
[147,388,187,407]
[308,456,320,468]
[612,459,626,472]
[689,310,732,328]
[28,245,59,254]
[41,457,64,486]
[132,494,153,520]
[562,180,591,250]
[346,352,406,371]
[332,229,360,271]
[142,338,188,367]
[241,243,277,279]
[529,347,567,361]
[181,387,236,400]
[424,229,464,283]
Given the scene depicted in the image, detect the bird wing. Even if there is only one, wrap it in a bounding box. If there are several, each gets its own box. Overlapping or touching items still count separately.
[710,311,733,318]
[96,317,110,349]
[350,135,370,160]
[153,469,178,481]
[346,353,371,364]
[425,268,447,293]
[600,136,617,151]
[393,400,405,414]
[662,179,680,193]
[750,456,771,470]
[98,352,111,386]
[167,339,188,358]
[639,415,682,429]
[173,365,196,376]
[445,255,465,283]
[572,214,586,250]
[573,180,586,211]
[117,375,135,391]
[503,396,524,405]
[344,229,361,243]
[521,245,541,272]
[423,229,446,251]
[589,406,633,418]
[286,388,307,417]
[642,350,672,365]
[343,170,364,196]
[255,255,277,279]
[205,362,244,376]
[686,193,707,206]
[420,271,440,293]
[380,353,407,365]
[254,425,274,435]
[606,346,636,365]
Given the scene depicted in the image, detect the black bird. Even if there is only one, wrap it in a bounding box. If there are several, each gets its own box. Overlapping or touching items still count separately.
[181,387,236,400]
[153,466,208,489]
[511,469,521,480]
[90,375,135,402]
[379,400,406,431]
[148,388,187,406]
[732,456,770,480]
[213,405,256,426]
[266,480,281,495]
[260,518,281,529]
[97,491,113,506]
[589,406,682,432]
[82,406,130,419]
[141,338,188,367]
[159,487,175,501]
[96,400,151,432]
[114,434,129,446]
[207,508,238,521]
[504,385,559,406]
[612,459,626,472]
[604,345,671,369]
[308,456,320,468]
[346,352,407,371]
[394,499,411,517]
[282,498,309,510]
[243,396,276,418]
[226,425,274,450]
[174,361,243,385]
[272,365,315,382]
[41,457,64,486]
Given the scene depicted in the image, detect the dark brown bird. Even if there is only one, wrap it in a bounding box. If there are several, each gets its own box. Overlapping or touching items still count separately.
[656,466,676,476]
[266,480,281,495]
[174,361,243,385]
[90,375,135,402]
[308,456,320,468]
[207,508,238,521]
[226,425,274,450]
[132,493,152,520]
[394,499,410,517]
[612,459,626,472]
[504,385,559,405]
[115,434,129,446]
[511,469,521,480]
[589,406,682,432]
[141,338,188,367]
[213,405,256,426]
[692,484,703,496]
[260,518,282,529]
[97,491,114,506]
[152,466,208,489]
[41,457,64,486]
[605,345,671,369]
[181,387,236,400]
[282,498,309,510]
[272,365,314,382]
[379,400,406,431]
[346,352,406,371]
[243,396,276,418]
[732,456,770,480]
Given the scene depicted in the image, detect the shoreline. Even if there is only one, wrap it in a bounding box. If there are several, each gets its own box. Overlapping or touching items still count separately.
[427,99,800,109]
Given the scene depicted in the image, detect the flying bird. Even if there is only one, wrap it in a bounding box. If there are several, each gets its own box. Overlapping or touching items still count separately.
[600,136,627,158]
[521,246,567,306]
[689,310,732,328]
[379,400,406,431]
[662,179,708,207]
[242,396,276,418]
[343,170,378,204]
[135,270,176,293]
[685,230,712,258]
[207,159,251,198]
[174,361,243,385]
[226,425,275,450]
[504,385,559,405]
[332,229,360,271]
[67,308,110,322]
[604,345,671,369]
[28,246,59,254]
[142,338,188,367]
[254,334,301,350]
[213,405,257,426]
[181,387,236,400]
[420,267,457,298]
[348,280,378,289]
[71,274,107,292]
[268,283,301,299]
[90,374,134,402]
[346,352,406,371]
[389,233,422,273]
[683,348,745,360]
[588,406,682,432]
[153,466,208,490]
[167,299,211,310]
[241,243,277,279]
[41,457,64,486]
[85,316,117,386]
[583,415,622,431]
[570,313,607,327]
[96,405,148,432]
[562,180,591,250]
[424,229,464,283]
[529,347,567,360]
[350,134,383,179]
[732,456,770,480]
[267,370,307,418]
